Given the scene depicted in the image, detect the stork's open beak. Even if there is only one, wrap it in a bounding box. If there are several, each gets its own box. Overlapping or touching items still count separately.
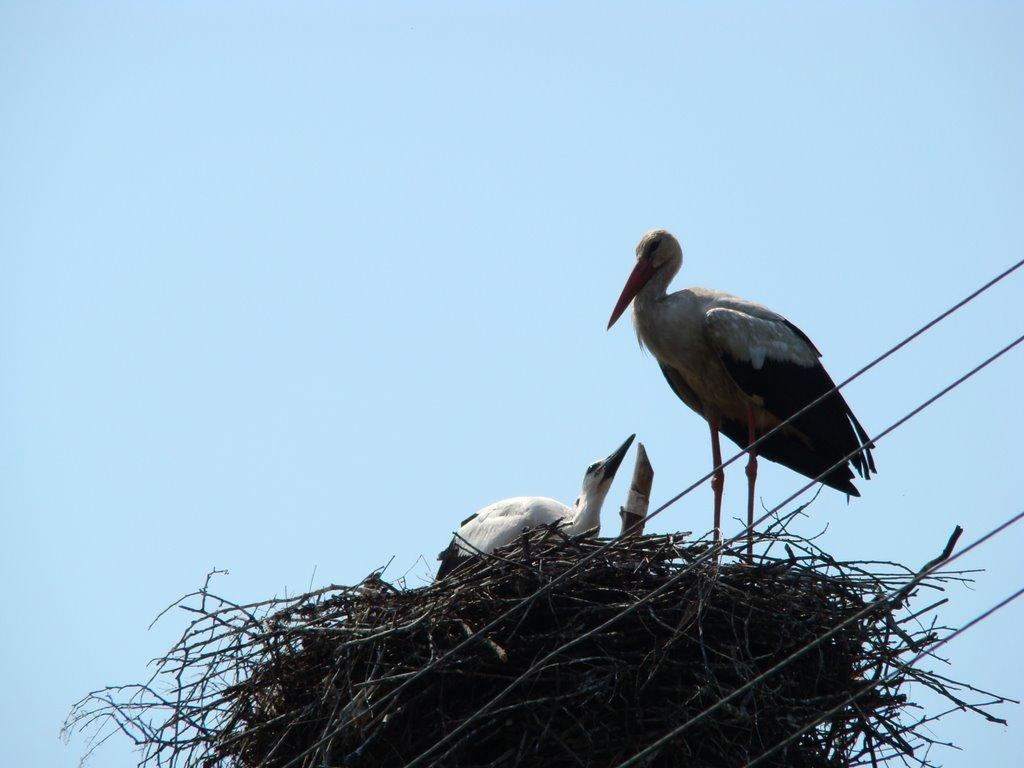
[607,259,656,329]
[601,433,636,481]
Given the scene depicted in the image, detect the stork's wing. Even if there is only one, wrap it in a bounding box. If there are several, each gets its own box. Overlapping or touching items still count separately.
[435,539,466,579]
[704,307,875,490]
[659,363,704,417]
[704,306,820,371]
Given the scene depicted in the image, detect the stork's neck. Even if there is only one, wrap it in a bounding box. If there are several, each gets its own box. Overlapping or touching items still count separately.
[633,259,678,314]
[631,259,681,355]
[570,487,607,536]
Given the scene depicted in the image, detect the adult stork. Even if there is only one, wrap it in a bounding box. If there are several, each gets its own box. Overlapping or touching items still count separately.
[436,434,635,579]
[607,230,874,555]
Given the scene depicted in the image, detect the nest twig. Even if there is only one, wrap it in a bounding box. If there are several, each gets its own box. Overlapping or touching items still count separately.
[65,527,1010,768]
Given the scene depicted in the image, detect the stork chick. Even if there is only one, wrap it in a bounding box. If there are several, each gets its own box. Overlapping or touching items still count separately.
[436,434,636,579]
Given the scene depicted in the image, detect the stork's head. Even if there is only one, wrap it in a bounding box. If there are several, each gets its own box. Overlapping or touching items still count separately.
[578,433,636,502]
[607,229,683,329]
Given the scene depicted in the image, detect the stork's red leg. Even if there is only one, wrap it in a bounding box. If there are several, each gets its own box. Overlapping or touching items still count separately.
[709,419,724,542]
[745,404,758,562]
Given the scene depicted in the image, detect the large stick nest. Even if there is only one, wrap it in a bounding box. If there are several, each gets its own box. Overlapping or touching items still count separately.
[66,527,1009,768]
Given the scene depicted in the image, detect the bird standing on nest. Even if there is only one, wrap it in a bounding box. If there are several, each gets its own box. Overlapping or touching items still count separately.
[436,434,635,579]
[607,230,875,557]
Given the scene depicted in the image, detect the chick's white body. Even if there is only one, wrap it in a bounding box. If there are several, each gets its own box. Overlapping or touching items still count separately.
[448,496,588,560]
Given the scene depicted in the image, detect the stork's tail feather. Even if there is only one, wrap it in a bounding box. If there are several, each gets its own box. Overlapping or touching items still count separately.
[847,409,877,477]
[720,405,874,497]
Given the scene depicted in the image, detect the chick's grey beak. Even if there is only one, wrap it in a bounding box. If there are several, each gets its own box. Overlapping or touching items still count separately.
[601,433,636,481]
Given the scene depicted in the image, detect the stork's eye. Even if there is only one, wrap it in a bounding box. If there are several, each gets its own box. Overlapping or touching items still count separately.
[587,462,600,473]
[647,239,661,257]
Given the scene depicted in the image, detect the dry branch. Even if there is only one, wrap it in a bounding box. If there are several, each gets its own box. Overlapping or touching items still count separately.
[65,527,1010,768]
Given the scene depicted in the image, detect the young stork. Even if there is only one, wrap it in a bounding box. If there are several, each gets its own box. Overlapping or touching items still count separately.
[436,434,636,579]
[607,230,875,556]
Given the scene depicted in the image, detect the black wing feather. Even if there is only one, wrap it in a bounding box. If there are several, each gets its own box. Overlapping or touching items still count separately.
[436,539,469,580]
[716,343,875,492]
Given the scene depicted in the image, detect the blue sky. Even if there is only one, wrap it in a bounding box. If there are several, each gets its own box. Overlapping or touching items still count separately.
[2,3,1023,766]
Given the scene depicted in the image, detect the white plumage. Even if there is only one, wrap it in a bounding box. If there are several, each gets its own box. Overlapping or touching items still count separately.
[444,496,576,559]
[436,435,635,579]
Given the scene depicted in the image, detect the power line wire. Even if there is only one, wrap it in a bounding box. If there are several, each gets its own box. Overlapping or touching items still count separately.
[632,254,1024,538]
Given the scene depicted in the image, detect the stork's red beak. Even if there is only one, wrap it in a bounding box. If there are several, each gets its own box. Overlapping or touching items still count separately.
[607,259,656,329]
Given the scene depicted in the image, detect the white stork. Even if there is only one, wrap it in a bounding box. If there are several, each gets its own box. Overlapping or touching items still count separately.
[436,434,636,579]
[607,230,875,555]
